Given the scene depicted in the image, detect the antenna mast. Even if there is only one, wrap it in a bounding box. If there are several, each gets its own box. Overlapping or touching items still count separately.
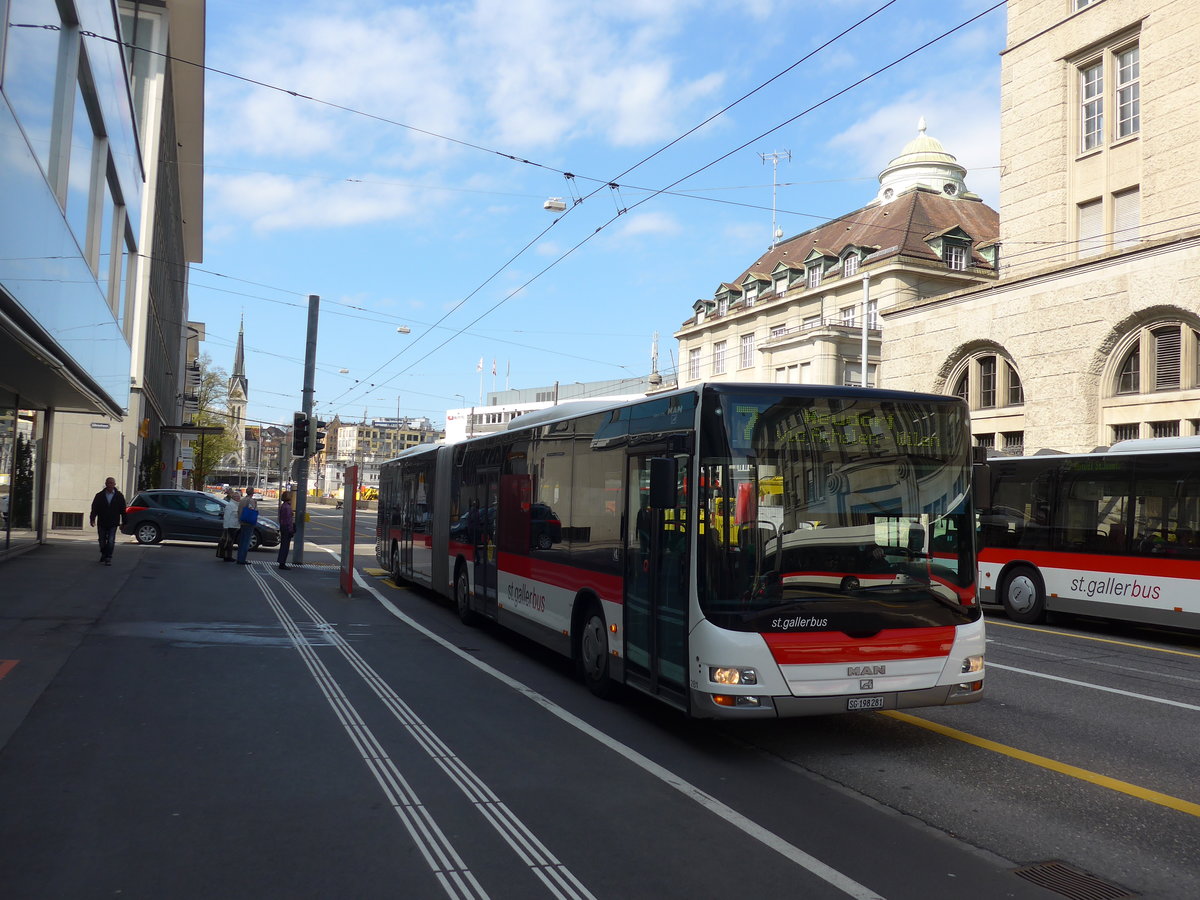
[759,150,791,247]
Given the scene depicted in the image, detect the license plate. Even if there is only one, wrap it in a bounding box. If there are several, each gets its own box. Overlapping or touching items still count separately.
[847,696,885,711]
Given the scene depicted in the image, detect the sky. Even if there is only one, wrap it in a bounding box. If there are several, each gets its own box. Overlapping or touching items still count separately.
[194,0,1007,431]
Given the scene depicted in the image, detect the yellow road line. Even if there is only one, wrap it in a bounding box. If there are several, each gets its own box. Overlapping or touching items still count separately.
[882,710,1200,818]
[987,619,1200,659]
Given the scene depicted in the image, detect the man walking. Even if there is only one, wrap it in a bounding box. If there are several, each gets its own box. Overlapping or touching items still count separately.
[89,476,127,565]
[235,486,258,564]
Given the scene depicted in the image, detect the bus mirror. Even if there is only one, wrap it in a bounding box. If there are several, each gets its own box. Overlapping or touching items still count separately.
[649,457,677,508]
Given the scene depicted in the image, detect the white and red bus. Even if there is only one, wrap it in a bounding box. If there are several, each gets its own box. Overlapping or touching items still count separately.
[377,383,985,718]
[976,438,1200,630]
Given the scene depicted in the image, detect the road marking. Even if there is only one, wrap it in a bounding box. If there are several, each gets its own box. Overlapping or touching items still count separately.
[264,567,596,900]
[347,562,885,900]
[882,710,1200,818]
[987,619,1200,659]
[0,660,18,681]
[987,662,1200,711]
[247,567,489,900]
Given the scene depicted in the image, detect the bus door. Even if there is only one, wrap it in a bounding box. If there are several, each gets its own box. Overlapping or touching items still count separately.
[623,454,689,706]
[472,468,500,617]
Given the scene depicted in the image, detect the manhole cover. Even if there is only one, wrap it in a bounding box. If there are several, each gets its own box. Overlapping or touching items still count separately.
[1013,861,1136,900]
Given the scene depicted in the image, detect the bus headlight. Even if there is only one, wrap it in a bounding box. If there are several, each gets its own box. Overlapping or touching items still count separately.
[710,666,758,685]
[961,655,984,674]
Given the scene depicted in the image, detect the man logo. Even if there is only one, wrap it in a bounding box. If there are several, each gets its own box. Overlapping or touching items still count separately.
[848,665,885,676]
[860,679,874,690]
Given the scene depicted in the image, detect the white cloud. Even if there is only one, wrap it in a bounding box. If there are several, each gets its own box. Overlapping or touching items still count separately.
[827,88,1001,208]
[614,211,683,239]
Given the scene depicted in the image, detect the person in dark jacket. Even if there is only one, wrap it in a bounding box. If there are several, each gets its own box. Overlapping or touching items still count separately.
[236,487,258,565]
[277,490,295,570]
[89,476,127,566]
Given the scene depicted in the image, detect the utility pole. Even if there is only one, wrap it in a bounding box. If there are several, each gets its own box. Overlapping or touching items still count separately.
[759,150,791,247]
[293,294,319,564]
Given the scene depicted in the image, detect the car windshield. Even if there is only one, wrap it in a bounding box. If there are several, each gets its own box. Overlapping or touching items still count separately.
[698,388,979,633]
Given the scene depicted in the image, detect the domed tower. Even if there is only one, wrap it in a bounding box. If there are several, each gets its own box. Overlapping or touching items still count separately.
[875,117,979,205]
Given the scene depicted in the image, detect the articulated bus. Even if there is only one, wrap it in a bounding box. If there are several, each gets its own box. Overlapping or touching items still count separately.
[976,437,1200,631]
[377,383,985,719]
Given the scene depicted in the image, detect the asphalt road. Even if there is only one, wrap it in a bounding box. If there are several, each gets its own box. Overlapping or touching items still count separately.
[0,508,1195,899]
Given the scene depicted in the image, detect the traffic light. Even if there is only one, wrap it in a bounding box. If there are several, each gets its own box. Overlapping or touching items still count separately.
[292,411,309,457]
[310,419,328,456]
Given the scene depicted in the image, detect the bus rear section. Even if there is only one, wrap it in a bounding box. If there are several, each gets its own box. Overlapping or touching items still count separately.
[976,445,1200,630]
[690,387,984,717]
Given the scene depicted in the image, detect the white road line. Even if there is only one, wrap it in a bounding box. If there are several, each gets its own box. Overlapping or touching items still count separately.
[988,662,1200,710]
[346,562,886,900]
[246,567,488,900]
[266,566,595,900]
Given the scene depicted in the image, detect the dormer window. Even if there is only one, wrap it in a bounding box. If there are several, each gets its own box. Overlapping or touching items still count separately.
[807,266,822,289]
[718,297,729,316]
[843,255,859,278]
[945,244,968,271]
[775,276,788,295]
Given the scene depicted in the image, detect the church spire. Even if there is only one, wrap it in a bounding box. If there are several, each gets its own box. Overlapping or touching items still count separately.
[232,314,246,380]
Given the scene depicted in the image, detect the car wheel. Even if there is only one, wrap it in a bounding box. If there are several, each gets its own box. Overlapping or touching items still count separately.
[250,530,261,551]
[577,601,614,698]
[1001,565,1046,624]
[134,521,161,544]
[535,532,553,550]
[455,565,478,626]
[839,575,861,591]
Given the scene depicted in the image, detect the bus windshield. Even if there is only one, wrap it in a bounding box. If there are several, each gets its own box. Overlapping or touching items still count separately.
[698,389,978,633]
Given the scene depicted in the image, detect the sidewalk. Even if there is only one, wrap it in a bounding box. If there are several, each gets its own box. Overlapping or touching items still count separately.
[0,537,137,752]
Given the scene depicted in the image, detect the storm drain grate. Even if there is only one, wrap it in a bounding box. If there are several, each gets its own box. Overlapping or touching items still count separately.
[1013,861,1136,900]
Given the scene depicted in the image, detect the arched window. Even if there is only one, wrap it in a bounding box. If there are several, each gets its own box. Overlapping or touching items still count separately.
[947,350,1025,453]
[1102,320,1200,445]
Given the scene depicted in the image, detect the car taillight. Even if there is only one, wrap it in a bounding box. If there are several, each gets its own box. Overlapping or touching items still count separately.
[125,506,148,514]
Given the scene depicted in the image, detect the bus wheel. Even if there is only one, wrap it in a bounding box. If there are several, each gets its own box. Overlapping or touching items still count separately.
[1001,565,1045,624]
[455,565,478,626]
[577,602,614,698]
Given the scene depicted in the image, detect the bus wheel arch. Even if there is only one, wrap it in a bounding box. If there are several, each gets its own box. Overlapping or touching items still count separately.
[1000,563,1046,624]
[389,541,401,583]
[454,558,479,626]
[574,593,615,698]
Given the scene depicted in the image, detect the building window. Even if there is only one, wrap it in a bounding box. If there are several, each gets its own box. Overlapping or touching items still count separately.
[770,325,786,339]
[841,307,855,327]
[1153,326,1181,391]
[688,348,701,381]
[953,372,968,402]
[1078,198,1104,257]
[775,277,788,295]
[974,434,995,450]
[1112,188,1140,250]
[713,341,727,375]
[945,244,968,271]
[1006,362,1024,405]
[1116,46,1140,139]
[1151,420,1180,439]
[1001,432,1025,454]
[740,335,754,369]
[1112,423,1139,443]
[1075,0,1096,9]
[979,357,997,408]
[718,297,729,316]
[807,266,822,289]
[843,255,858,278]
[1080,61,1104,152]
[867,299,879,329]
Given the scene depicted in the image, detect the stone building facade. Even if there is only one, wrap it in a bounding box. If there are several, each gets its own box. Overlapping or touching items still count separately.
[883,0,1200,454]
[675,124,1000,391]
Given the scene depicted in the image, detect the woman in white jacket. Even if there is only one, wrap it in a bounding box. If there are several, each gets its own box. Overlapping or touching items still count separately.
[219,489,241,562]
